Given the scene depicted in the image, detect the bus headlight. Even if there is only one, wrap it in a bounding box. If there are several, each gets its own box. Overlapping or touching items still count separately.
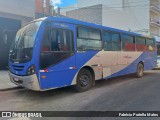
[27,65,36,75]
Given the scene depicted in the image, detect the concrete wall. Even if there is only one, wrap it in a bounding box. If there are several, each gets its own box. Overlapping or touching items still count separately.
[0,0,35,69]
[77,0,123,10]
[66,4,102,25]
[61,0,123,13]
[102,0,150,35]
[0,0,35,18]
[0,0,35,26]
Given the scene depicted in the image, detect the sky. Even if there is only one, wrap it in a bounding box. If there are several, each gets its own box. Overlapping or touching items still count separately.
[50,0,77,7]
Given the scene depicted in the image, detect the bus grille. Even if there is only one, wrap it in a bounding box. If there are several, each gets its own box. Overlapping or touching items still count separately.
[12,65,24,71]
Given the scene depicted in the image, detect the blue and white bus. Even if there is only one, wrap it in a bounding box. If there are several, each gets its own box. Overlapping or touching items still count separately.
[8,17,157,92]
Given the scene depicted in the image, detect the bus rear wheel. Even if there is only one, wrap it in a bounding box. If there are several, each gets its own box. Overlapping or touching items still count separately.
[75,69,93,92]
[136,63,144,78]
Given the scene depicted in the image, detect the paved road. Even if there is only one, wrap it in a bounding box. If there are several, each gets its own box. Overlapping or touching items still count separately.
[0,70,160,120]
[0,70,16,89]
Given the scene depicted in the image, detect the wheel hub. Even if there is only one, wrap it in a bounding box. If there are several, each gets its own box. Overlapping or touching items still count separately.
[79,75,89,87]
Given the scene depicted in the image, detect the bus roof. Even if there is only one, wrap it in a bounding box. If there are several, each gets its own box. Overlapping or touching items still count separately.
[40,16,151,39]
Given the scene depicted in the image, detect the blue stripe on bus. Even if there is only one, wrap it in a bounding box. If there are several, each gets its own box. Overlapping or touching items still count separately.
[39,51,99,89]
[106,52,156,78]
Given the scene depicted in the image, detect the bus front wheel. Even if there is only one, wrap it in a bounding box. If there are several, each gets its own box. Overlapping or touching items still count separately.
[75,69,93,92]
[136,63,144,78]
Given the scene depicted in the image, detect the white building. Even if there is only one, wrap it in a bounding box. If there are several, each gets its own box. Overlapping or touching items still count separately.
[61,0,160,37]
[150,0,160,36]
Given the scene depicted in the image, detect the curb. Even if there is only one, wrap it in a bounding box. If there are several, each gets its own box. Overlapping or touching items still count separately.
[0,86,24,91]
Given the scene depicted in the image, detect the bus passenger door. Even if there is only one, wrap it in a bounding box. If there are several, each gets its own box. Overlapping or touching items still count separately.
[102,31,120,78]
[102,51,118,79]
[109,51,119,78]
[39,23,77,90]
[117,34,136,75]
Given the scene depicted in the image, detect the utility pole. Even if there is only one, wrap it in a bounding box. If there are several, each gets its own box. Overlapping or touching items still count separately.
[43,0,46,17]
[49,0,55,16]
[57,7,60,16]
[49,0,61,16]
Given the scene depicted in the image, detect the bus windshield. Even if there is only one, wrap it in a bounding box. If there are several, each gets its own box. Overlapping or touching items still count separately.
[9,21,42,63]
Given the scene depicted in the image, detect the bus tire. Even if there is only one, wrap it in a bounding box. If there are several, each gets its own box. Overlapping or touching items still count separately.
[75,69,93,92]
[136,63,144,78]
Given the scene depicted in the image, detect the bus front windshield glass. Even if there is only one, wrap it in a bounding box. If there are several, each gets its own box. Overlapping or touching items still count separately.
[9,21,42,63]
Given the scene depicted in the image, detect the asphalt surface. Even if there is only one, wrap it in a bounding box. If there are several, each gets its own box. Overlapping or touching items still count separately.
[0,70,160,120]
[0,70,16,90]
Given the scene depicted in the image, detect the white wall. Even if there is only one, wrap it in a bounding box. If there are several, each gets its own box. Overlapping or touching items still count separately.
[66,5,102,25]
[0,0,35,26]
[0,0,35,18]
[77,0,123,10]
[102,0,150,35]
[61,0,124,12]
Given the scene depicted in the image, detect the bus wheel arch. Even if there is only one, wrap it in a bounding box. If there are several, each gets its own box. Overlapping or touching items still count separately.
[83,66,95,85]
[75,66,95,92]
[136,61,144,78]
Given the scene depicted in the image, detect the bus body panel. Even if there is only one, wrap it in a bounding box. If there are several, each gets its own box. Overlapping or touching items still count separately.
[75,51,156,80]
[38,21,78,89]
[39,55,77,89]
[9,71,40,91]
[9,61,31,75]
[39,51,99,90]
[110,52,156,78]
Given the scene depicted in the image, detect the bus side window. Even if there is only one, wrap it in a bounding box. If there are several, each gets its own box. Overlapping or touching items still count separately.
[112,33,120,51]
[135,37,146,51]
[51,29,59,51]
[50,29,73,51]
[146,38,155,51]
[77,27,102,51]
[41,28,51,51]
[103,31,120,51]
[103,32,112,50]
[121,34,135,51]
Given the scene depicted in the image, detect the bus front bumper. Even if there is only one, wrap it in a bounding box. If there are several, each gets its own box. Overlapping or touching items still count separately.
[8,71,41,91]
